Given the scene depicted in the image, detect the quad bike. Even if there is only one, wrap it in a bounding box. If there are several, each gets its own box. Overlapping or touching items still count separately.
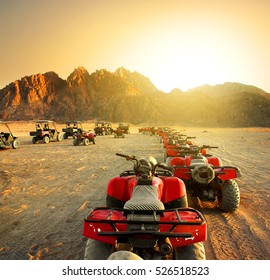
[164,136,196,163]
[138,126,157,136]
[62,121,83,139]
[0,121,20,149]
[94,122,113,136]
[113,127,125,138]
[73,131,96,146]
[83,153,207,260]
[94,122,106,136]
[118,123,130,134]
[30,120,63,144]
[169,145,241,212]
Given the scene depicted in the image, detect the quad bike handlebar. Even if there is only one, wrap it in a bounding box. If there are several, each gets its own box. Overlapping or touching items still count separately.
[201,145,218,149]
[116,153,136,161]
[178,145,218,154]
[116,153,174,176]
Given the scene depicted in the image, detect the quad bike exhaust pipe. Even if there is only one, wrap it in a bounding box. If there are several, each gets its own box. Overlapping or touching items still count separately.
[158,237,173,255]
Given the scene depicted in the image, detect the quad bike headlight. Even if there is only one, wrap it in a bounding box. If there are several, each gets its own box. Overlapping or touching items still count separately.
[191,164,215,184]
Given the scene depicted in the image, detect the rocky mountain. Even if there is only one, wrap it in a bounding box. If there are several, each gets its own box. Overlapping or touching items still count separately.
[0,67,270,127]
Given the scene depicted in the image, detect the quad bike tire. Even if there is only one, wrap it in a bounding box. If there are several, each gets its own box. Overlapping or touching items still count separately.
[57,134,63,141]
[73,139,80,146]
[174,242,206,260]
[108,251,143,260]
[83,138,90,146]
[32,137,37,144]
[12,139,20,149]
[43,135,50,144]
[84,239,113,260]
[218,179,240,212]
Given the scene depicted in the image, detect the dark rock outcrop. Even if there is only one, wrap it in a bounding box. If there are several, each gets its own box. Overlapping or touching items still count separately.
[0,67,270,127]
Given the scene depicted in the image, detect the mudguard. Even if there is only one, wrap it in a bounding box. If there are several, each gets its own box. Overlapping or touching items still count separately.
[166,148,179,157]
[207,156,222,166]
[107,176,164,203]
[171,157,186,167]
[160,177,186,204]
[216,167,240,180]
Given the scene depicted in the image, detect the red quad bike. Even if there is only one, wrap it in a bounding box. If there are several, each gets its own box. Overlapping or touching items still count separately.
[73,131,96,146]
[169,145,241,212]
[164,136,196,164]
[83,153,207,260]
[156,127,173,143]
[113,127,125,138]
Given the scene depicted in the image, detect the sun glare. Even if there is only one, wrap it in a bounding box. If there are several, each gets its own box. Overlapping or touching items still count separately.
[135,27,232,92]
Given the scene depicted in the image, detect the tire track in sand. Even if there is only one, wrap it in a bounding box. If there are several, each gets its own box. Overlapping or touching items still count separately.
[202,207,270,260]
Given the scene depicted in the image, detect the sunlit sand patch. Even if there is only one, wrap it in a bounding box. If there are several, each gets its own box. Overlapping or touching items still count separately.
[44,175,56,181]
[1,188,14,198]
[0,204,28,215]
[14,204,28,214]
[76,166,86,171]
[99,166,108,171]
[197,198,218,209]
[77,200,90,211]
[28,242,64,260]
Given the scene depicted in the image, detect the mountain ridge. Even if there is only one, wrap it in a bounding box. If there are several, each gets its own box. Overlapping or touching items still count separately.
[0,66,269,127]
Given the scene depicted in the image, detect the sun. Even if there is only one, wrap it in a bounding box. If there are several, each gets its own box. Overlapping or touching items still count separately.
[127,23,238,92]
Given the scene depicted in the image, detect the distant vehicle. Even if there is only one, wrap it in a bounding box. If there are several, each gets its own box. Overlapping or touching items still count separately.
[118,123,130,134]
[0,121,20,149]
[94,122,113,136]
[113,127,125,138]
[73,131,96,146]
[62,121,83,139]
[30,120,63,144]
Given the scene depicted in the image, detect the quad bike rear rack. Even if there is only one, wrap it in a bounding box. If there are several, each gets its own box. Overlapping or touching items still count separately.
[173,165,241,179]
[84,207,206,239]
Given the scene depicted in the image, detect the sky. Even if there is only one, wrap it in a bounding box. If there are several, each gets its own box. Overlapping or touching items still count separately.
[0,0,270,93]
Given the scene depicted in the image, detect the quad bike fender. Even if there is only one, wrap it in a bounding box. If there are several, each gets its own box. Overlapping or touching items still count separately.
[170,156,193,166]
[171,157,186,167]
[207,156,222,166]
[83,131,95,139]
[184,156,192,166]
[107,176,164,203]
[173,168,191,180]
[83,209,127,244]
[217,167,240,180]
[166,144,176,149]
[171,157,191,180]
[161,177,187,203]
[166,148,178,157]
[107,177,134,202]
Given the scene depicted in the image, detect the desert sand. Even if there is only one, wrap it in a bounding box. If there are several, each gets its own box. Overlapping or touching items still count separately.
[0,122,269,260]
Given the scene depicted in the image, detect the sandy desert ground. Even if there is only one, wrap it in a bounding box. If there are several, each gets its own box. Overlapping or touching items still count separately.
[0,122,269,260]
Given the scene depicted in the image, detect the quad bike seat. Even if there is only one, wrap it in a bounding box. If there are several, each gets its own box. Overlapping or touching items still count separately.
[189,156,208,167]
[124,184,165,211]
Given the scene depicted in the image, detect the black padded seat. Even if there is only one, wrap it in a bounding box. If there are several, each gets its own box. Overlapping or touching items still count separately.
[124,185,165,211]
